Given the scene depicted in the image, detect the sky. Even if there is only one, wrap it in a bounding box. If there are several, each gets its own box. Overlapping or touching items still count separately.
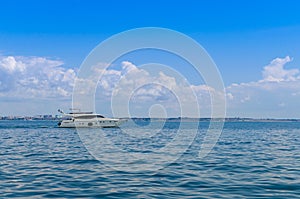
[1,0,300,118]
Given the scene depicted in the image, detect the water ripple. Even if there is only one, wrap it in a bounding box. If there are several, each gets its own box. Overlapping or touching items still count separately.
[0,121,300,198]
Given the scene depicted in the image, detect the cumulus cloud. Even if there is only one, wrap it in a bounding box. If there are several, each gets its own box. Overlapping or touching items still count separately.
[0,56,26,73]
[3,54,298,118]
[80,61,219,117]
[226,56,300,117]
[0,56,218,116]
[262,56,299,82]
[93,61,213,103]
[0,55,76,98]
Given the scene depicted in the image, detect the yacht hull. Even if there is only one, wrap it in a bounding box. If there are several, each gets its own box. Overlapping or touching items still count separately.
[58,119,126,128]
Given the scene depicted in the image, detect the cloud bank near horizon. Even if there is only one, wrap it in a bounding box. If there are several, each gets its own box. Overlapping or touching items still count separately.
[0,55,299,117]
[227,56,300,117]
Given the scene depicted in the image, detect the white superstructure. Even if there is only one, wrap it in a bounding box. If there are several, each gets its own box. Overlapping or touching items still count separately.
[57,109,126,128]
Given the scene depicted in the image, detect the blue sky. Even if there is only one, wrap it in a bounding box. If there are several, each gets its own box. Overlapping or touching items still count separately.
[1,0,300,117]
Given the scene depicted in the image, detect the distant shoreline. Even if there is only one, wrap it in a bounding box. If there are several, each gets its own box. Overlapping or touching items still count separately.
[0,116,299,122]
[128,118,300,122]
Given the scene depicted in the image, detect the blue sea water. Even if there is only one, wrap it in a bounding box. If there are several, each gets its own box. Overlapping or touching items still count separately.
[0,120,300,198]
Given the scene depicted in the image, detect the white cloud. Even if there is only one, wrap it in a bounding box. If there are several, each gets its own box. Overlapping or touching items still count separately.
[0,55,76,98]
[226,56,300,117]
[262,56,299,82]
[227,92,234,100]
[87,61,218,117]
[0,57,216,116]
[2,54,299,118]
[95,61,213,103]
[0,56,26,73]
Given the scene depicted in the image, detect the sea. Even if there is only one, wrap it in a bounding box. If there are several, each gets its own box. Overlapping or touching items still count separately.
[0,120,299,198]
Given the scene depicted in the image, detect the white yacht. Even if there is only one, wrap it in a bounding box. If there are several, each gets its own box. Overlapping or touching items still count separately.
[57,109,126,128]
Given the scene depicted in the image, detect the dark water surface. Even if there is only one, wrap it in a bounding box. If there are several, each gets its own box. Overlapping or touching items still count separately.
[1,120,300,198]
